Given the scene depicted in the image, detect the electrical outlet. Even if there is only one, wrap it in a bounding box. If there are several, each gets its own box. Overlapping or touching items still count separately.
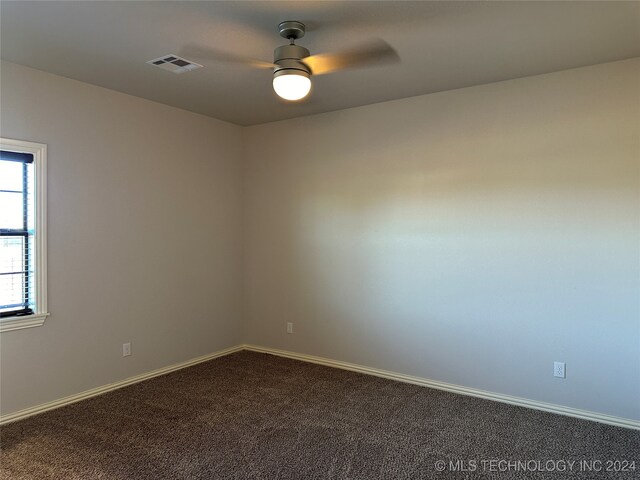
[554,361,565,378]
[122,342,131,357]
[286,322,293,334]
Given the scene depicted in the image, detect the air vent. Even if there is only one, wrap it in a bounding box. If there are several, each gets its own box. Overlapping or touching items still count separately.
[147,55,202,74]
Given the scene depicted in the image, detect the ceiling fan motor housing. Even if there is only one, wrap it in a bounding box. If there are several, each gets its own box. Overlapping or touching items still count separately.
[273,44,311,76]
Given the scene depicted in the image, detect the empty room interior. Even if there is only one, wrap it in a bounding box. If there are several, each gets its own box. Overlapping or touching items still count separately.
[0,1,639,478]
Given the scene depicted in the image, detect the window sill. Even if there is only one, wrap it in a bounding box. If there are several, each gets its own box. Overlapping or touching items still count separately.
[0,313,49,333]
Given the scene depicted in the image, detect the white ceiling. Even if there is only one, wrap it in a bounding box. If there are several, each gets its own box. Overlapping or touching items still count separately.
[1,1,639,126]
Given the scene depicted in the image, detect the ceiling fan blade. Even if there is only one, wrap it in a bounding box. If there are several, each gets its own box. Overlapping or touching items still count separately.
[302,39,399,76]
[180,43,275,69]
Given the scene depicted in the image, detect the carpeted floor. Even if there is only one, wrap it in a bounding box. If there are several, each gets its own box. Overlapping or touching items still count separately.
[1,351,638,479]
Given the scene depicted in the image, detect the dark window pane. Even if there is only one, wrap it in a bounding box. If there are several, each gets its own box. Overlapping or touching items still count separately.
[0,151,32,163]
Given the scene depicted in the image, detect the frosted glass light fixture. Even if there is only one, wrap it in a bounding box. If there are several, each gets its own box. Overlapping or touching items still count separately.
[273,70,311,101]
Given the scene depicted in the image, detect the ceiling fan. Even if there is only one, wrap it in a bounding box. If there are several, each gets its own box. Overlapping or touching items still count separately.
[182,21,399,101]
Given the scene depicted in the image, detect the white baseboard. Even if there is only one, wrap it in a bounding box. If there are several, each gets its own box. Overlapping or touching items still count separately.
[3,343,638,430]
[0,344,244,425]
[242,344,640,430]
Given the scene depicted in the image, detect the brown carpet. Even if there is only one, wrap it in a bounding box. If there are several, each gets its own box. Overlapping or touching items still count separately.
[1,351,638,479]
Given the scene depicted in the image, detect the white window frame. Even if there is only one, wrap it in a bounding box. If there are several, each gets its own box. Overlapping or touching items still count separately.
[0,138,49,332]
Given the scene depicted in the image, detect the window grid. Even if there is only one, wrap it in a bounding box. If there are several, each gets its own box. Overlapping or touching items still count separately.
[0,152,34,317]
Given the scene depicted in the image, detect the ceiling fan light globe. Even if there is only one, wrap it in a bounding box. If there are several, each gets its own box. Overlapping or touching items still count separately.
[273,70,311,101]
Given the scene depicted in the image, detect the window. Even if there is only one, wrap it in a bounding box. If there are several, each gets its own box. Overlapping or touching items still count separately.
[0,138,48,332]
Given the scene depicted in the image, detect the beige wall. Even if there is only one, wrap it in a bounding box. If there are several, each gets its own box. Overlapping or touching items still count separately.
[0,62,244,415]
[243,59,640,420]
[2,59,638,422]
